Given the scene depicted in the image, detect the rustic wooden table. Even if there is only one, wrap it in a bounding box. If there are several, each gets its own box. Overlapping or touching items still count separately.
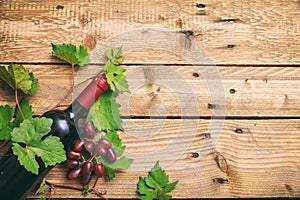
[0,0,299,199]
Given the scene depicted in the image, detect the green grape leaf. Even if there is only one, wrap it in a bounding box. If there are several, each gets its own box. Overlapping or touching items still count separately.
[104,47,129,92]
[103,131,125,156]
[102,164,116,181]
[104,62,129,92]
[12,143,39,175]
[106,47,125,65]
[107,47,123,61]
[137,161,178,200]
[52,43,90,66]
[99,156,133,181]
[11,118,66,175]
[86,89,123,131]
[14,98,34,127]
[145,162,169,189]
[28,73,40,94]
[138,177,157,200]
[0,105,14,140]
[0,64,40,95]
[157,181,178,199]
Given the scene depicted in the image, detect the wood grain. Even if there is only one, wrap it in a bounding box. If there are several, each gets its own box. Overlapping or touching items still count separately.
[1,64,300,117]
[29,119,300,198]
[0,0,299,64]
[1,1,299,199]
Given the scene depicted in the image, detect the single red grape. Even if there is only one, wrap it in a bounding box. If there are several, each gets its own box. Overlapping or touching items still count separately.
[94,163,105,177]
[67,150,82,160]
[82,161,94,175]
[73,139,85,152]
[67,166,82,179]
[81,174,92,185]
[65,159,79,169]
[84,141,95,153]
[106,148,117,163]
[98,138,112,149]
[85,122,96,139]
[95,144,107,157]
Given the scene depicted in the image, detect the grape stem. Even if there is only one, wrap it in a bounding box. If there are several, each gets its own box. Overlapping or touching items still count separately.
[88,188,107,199]
[0,153,13,157]
[15,89,25,120]
[71,64,75,89]
[92,176,99,189]
[45,180,83,191]
[0,90,25,151]
[48,183,53,200]
[88,154,96,162]
[46,180,84,200]
[45,180,107,199]
[81,155,87,162]
[49,71,103,110]
[0,138,11,150]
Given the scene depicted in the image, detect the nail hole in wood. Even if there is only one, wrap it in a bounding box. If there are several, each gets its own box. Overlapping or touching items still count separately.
[205,133,211,139]
[176,18,183,29]
[203,133,211,139]
[285,184,293,193]
[234,128,243,134]
[263,78,268,83]
[56,5,64,9]
[191,152,199,158]
[197,133,211,139]
[193,72,199,77]
[181,30,194,36]
[212,178,228,184]
[227,44,235,48]
[196,3,206,8]
[207,103,217,109]
[229,89,236,94]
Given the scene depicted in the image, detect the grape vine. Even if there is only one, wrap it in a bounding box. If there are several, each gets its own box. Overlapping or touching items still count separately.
[0,44,133,198]
[0,44,178,200]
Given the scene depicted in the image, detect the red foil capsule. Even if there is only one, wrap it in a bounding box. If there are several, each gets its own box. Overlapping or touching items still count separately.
[76,77,109,110]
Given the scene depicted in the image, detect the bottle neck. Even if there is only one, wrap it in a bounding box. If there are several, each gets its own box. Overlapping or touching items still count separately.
[66,76,109,118]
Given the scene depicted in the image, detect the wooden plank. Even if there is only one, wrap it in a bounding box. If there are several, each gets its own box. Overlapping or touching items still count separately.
[0,0,299,64]
[29,119,300,198]
[1,64,300,117]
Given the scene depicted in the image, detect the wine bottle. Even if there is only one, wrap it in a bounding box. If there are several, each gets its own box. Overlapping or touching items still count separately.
[0,76,109,200]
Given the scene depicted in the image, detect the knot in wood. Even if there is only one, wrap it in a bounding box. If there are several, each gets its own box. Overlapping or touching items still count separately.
[214,153,228,173]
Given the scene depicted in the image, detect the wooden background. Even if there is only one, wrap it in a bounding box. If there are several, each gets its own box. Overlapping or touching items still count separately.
[0,0,300,198]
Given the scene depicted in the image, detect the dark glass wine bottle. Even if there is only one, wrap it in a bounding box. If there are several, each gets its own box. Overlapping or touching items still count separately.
[0,76,109,200]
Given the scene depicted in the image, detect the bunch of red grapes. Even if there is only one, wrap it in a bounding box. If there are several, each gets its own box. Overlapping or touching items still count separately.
[65,122,117,185]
